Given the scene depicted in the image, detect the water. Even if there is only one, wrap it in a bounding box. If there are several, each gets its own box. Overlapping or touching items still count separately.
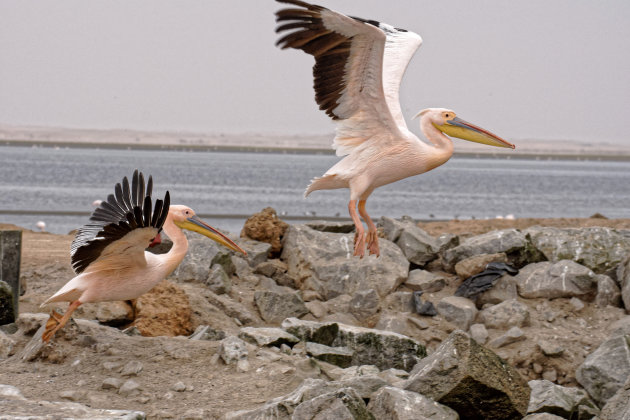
[1,145,629,234]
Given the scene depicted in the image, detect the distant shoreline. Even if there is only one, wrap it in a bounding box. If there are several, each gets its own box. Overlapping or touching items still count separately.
[3,139,630,161]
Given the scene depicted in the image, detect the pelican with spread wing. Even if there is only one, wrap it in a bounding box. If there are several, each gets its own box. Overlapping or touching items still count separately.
[275,0,515,258]
[41,170,246,342]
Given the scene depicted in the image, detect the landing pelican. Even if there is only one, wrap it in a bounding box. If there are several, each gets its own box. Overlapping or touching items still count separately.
[275,0,515,258]
[41,170,246,342]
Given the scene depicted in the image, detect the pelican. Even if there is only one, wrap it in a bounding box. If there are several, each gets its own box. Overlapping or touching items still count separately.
[275,0,515,258]
[41,170,246,342]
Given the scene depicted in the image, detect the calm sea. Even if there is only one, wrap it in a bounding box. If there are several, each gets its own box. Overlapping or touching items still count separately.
[1,145,629,234]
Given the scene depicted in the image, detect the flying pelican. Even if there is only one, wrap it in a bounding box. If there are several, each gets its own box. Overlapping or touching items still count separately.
[41,170,246,342]
[275,0,515,258]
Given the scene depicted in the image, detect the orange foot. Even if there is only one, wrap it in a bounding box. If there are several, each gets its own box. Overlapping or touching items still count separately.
[366,230,380,257]
[42,310,63,343]
[353,230,366,258]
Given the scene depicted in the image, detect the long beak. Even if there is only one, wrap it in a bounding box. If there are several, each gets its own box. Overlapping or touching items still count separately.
[177,215,247,255]
[436,116,515,149]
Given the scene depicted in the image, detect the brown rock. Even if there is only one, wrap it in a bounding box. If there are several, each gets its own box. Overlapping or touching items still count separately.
[132,280,192,337]
[240,207,289,257]
[455,252,508,279]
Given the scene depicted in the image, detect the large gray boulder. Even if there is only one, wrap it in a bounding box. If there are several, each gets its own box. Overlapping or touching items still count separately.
[576,334,630,405]
[527,379,599,419]
[367,386,459,420]
[282,318,426,371]
[281,225,409,299]
[443,229,543,270]
[525,226,630,275]
[599,375,630,420]
[436,296,478,331]
[170,234,222,282]
[618,255,630,312]
[403,330,530,419]
[514,260,596,299]
[292,387,374,420]
[254,290,308,324]
[395,224,441,266]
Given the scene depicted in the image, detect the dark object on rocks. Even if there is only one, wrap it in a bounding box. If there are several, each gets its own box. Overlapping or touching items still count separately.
[240,207,289,257]
[455,262,519,299]
[413,291,437,316]
[404,330,530,419]
[590,212,607,219]
[0,230,21,325]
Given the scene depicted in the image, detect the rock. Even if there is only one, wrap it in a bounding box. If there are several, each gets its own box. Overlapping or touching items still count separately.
[527,379,599,419]
[525,226,630,274]
[475,274,519,307]
[281,225,409,300]
[576,334,630,405]
[219,336,249,365]
[374,313,409,336]
[379,216,413,242]
[595,274,621,308]
[599,376,630,420]
[383,292,415,313]
[282,318,426,371]
[538,341,565,357]
[618,255,630,312]
[436,296,478,330]
[405,270,446,293]
[395,224,441,266]
[348,289,380,322]
[254,260,295,288]
[171,381,187,392]
[132,280,192,337]
[16,312,49,335]
[412,291,437,316]
[118,379,141,397]
[489,326,526,348]
[609,316,630,336]
[189,325,226,341]
[254,290,308,324]
[205,264,231,294]
[436,233,460,253]
[0,330,16,358]
[478,299,530,329]
[404,330,530,419]
[1,383,145,419]
[121,360,143,376]
[292,387,373,420]
[0,280,16,325]
[367,386,459,420]
[469,323,489,345]
[59,389,87,402]
[522,414,565,420]
[444,229,543,270]
[95,301,134,326]
[170,232,222,282]
[240,207,289,257]
[102,377,123,390]
[305,342,354,368]
[455,252,509,279]
[201,290,258,325]
[238,327,299,347]
[570,297,585,311]
[306,220,355,233]
[514,260,596,299]
[235,237,273,267]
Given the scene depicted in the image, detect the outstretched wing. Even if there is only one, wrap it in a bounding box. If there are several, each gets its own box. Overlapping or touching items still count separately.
[70,170,170,274]
[275,0,421,155]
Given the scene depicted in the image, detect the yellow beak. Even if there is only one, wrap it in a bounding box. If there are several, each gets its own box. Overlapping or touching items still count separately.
[435,116,515,149]
[176,215,247,255]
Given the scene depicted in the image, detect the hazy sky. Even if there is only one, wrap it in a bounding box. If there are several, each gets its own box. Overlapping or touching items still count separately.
[1,1,629,144]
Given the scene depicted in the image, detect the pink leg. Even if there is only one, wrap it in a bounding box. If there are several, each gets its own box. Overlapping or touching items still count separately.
[348,200,365,258]
[42,300,82,343]
[358,200,379,257]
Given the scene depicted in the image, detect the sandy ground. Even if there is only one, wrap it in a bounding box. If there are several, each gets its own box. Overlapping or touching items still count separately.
[1,217,629,418]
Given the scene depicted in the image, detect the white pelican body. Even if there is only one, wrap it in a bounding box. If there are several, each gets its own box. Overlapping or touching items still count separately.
[276,0,515,257]
[42,171,245,342]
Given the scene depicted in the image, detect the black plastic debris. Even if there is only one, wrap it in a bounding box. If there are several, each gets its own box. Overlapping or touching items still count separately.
[413,291,437,316]
[455,262,519,299]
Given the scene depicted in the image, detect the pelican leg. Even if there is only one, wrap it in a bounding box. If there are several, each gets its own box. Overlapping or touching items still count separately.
[348,200,365,258]
[42,300,82,343]
[358,200,379,257]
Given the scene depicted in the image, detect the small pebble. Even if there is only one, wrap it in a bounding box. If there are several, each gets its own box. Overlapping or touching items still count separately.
[121,360,143,376]
[236,359,250,372]
[118,379,141,396]
[102,361,121,372]
[171,381,187,392]
[102,377,123,390]
[570,297,585,311]
[532,363,543,374]
[542,368,557,382]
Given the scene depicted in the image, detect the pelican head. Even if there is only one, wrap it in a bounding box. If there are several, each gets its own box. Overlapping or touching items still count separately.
[168,205,246,254]
[415,108,515,149]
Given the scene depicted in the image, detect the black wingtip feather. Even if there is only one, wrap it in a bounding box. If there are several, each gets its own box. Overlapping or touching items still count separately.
[70,171,171,274]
